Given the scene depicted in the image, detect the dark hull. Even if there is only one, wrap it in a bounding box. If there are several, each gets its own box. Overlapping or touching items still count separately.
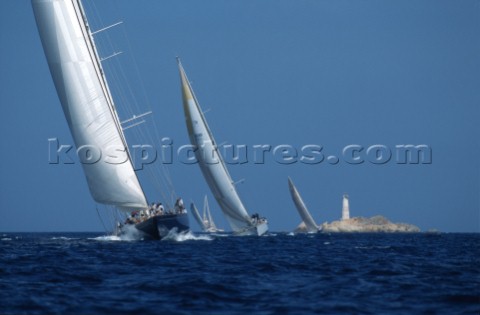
[134,212,190,240]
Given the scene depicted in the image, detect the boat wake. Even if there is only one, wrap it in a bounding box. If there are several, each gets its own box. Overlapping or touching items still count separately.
[92,225,145,241]
[161,229,213,242]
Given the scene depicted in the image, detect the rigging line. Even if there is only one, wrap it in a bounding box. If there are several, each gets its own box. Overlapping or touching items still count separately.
[95,205,109,233]
[89,27,162,204]
[88,0,175,206]
[91,21,123,35]
[85,1,138,128]
[112,206,123,228]
[81,1,160,209]
[117,23,178,196]
[75,1,142,195]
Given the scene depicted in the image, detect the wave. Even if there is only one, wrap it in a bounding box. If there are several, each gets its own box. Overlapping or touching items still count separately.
[90,226,213,242]
[354,245,391,250]
[91,225,143,241]
[50,236,78,240]
[161,229,213,242]
[209,232,229,237]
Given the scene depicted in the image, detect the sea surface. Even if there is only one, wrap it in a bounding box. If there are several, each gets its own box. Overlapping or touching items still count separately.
[1,232,479,314]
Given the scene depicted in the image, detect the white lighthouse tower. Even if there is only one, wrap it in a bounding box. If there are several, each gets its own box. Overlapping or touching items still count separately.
[342,194,350,220]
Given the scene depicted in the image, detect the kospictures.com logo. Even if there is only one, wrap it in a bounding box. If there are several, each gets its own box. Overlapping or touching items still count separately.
[48,138,432,170]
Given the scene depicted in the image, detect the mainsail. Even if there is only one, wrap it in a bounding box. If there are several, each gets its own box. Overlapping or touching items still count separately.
[177,59,253,232]
[32,0,148,211]
[288,177,319,232]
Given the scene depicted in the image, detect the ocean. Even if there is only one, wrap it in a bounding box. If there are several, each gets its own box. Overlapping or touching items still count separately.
[1,232,479,314]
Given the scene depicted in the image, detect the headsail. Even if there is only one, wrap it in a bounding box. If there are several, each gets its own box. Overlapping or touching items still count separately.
[32,0,148,211]
[190,202,207,230]
[177,59,253,232]
[288,177,319,232]
[203,195,217,230]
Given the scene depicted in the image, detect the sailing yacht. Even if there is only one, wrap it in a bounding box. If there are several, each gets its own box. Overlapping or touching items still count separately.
[177,59,268,236]
[190,196,224,233]
[32,0,189,239]
[288,177,320,233]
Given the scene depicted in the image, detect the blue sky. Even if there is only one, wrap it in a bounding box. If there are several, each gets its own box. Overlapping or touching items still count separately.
[1,0,479,232]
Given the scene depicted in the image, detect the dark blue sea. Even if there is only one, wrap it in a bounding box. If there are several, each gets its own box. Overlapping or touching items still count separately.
[1,232,479,314]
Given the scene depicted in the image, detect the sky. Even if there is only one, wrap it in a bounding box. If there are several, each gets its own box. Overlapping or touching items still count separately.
[0,0,479,233]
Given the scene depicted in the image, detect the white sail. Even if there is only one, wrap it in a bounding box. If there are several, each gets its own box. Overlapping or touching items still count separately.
[32,0,148,211]
[203,196,217,230]
[177,60,258,233]
[288,177,319,232]
[190,202,207,230]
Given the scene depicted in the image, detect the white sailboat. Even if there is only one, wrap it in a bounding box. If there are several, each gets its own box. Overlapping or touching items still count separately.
[32,0,189,239]
[190,196,224,233]
[177,59,268,236]
[288,177,320,233]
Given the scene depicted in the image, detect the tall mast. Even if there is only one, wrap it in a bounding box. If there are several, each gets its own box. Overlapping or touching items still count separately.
[74,0,141,184]
[32,0,148,210]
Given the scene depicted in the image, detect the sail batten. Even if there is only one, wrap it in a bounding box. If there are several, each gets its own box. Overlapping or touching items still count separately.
[32,0,148,211]
[177,60,253,232]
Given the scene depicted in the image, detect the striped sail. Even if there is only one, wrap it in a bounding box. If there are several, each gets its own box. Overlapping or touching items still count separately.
[177,60,253,232]
[32,0,148,211]
[288,177,319,232]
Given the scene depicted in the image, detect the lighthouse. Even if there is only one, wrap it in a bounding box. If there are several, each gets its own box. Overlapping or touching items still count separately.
[342,194,350,220]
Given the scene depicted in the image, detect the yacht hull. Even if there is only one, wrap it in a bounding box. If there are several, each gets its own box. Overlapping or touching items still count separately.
[134,212,190,240]
[235,222,269,236]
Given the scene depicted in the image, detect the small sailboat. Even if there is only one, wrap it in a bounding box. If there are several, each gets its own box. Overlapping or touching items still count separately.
[190,196,224,233]
[177,59,268,236]
[288,177,320,233]
[32,0,189,239]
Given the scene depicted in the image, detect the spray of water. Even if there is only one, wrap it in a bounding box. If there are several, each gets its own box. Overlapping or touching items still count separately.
[92,225,213,242]
[161,229,213,242]
[92,225,145,241]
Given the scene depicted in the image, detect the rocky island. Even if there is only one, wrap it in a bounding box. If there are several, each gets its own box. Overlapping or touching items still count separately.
[320,215,420,233]
[293,194,420,233]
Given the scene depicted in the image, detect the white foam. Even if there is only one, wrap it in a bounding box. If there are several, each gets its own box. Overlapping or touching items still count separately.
[91,226,213,242]
[91,225,145,241]
[209,232,229,237]
[51,236,77,240]
[161,229,213,242]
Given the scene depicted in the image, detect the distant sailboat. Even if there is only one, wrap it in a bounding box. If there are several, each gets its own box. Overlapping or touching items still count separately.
[288,177,320,233]
[177,59,268,236]
[32,0,189,239]
[190,196,224,233]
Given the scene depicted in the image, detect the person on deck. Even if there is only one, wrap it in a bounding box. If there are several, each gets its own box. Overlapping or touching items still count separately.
[175,198,185,213]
